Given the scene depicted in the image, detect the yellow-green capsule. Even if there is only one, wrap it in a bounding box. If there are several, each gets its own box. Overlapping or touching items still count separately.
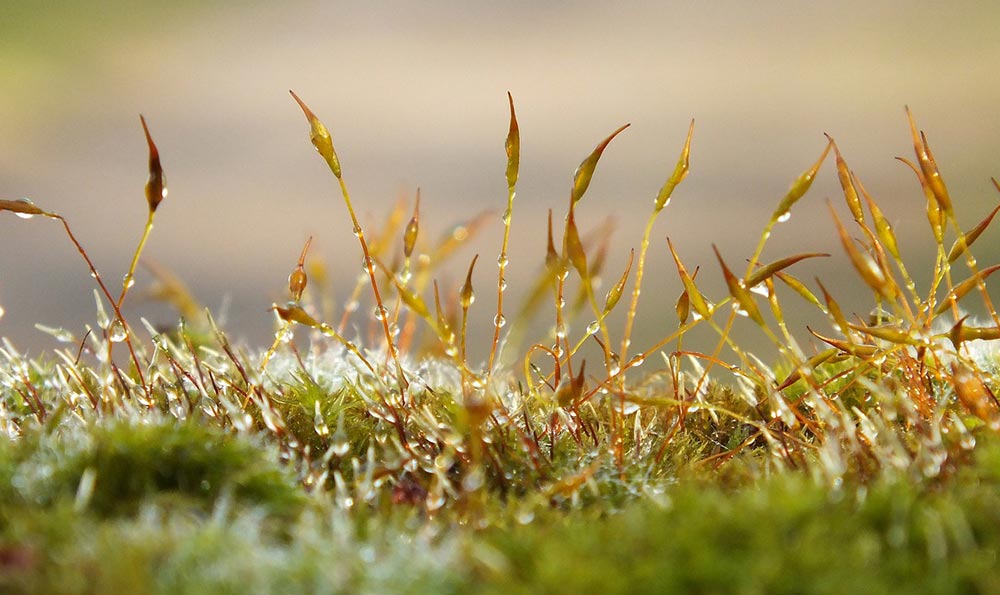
[654,119,694,212]
[571,124,629,205]
[290,90,342,178]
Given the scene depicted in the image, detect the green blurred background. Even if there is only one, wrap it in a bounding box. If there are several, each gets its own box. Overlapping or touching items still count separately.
[2,1,999,359]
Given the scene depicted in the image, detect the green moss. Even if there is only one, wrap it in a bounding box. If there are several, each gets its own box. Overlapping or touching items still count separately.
[0,419,303,519]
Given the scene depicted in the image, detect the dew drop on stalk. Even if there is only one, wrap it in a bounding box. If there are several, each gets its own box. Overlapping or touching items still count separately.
[555,323,567,339]
[493,314,506,328]
[396,270,412,284]
[352,225,362,238]
[373,305,387,321]
[628,355,645,368]
[497,254,509,267]
[278,328,294,343]
[777,212,791,223]
[360,256,374,271]
[499,279,508,291]
[108,320,128,342]
[121,275,135,290]
[586,321,600,336]
[502,209,512,225]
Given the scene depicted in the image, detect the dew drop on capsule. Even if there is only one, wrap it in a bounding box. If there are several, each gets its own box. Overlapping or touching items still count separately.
[13,198,36,219]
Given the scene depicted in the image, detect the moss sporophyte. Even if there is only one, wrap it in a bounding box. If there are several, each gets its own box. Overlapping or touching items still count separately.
[2,97,1000,592]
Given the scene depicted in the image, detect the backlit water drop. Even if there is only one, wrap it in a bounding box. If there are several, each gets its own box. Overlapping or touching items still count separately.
[108,320,128,343]
[13,198,36,219]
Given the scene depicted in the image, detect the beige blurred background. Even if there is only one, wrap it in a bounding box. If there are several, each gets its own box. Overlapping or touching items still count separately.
[2,1,999,361]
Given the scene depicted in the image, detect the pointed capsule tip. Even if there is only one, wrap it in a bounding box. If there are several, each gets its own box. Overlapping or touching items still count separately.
[139,115,157,153]
[289,89,316,120]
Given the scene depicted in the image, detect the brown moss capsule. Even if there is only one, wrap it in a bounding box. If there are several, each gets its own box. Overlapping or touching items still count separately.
[403,191,420,258]
[460,254,479,310]
[288,236,313,302]
[140,115,167,214]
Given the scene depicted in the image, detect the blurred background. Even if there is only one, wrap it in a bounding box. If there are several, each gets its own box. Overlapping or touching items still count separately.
[2,0,1000,362]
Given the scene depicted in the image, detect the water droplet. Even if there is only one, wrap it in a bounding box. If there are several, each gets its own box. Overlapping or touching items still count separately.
[397,270,412,284]
[557,297,566,308]
[497,254,509,267]
[426,481,446,511]
[516,504,536,525]
[615,399,640,415]
[121,275,136,290]
[777,212,791,223]
[373,305,387,321]
[108,319,128,343]
[628,355,645,368]
[555,323,567,339]
[732,304,749,317]
[314,402,330,438]
[278,328,294,343]
[0,305,4,320]
[749,283,769,297]
[13,198,36,219]
[499,279,508,291]
[494,314,506,328]
[352,225,362,237]
[586,321,600,336]
[331,429,350,458]
[462,468,485,492]
[502,209,512,225]
[360,256,374,271]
